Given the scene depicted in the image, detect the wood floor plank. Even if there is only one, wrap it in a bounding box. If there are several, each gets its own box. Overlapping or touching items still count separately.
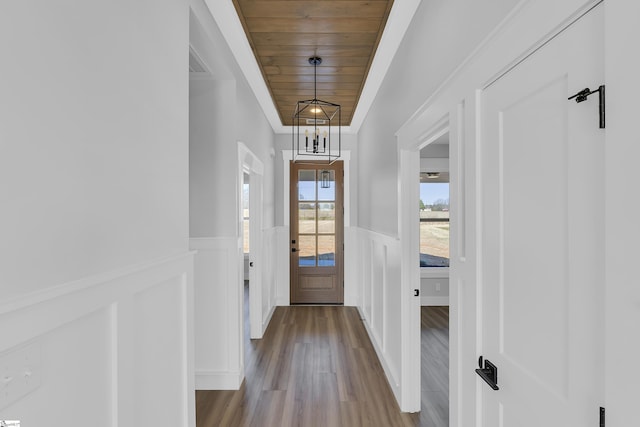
[196,291,449,427]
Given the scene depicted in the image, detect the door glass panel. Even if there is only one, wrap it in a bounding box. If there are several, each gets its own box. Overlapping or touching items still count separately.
[298,170,316,201]
[299,202,316,234]
[317,170,335,201]
[317,235,335,266]
[318,203,335,234]
[299,235,316,267]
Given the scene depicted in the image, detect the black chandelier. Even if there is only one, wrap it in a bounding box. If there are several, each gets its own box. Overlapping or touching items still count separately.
[292,56,341,163]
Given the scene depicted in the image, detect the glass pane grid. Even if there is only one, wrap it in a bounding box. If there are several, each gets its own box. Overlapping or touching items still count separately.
[296,167,338,268]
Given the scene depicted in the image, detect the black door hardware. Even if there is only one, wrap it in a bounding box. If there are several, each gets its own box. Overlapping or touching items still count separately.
[291,248,297,252]
[568,85,605,128]
[600,407,605,427]
[249,262,254,267]
[475,356,499,390]
[414,289,420,297]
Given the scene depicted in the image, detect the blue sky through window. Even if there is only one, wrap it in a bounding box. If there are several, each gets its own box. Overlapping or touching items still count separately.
[420,182,449,205]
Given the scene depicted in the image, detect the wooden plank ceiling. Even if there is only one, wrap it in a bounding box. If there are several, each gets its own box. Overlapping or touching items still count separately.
[232,0,394,126]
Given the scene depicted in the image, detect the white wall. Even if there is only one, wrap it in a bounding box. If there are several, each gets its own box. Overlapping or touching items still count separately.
[358,0,520,235]
[0,0,194,425]
[354,0,521,414]
[188,3,277,389]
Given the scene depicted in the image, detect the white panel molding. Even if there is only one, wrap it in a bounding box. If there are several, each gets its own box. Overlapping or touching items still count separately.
[275,226,290,306]
[343,226,359,306]
[190,237,242,390]
[354,227,402,405]
[261,227,278,333]
[0,252,195,427]
[0,252,194,319]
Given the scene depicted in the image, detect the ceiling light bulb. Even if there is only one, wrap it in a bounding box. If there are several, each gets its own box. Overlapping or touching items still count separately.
[310,107,322,113]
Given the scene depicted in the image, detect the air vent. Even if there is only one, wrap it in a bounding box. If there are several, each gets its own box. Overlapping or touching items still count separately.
[189,48,208,73]
[306,119,327,125]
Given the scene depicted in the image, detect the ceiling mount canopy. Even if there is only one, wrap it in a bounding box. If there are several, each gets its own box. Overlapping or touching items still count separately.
[292,56,341,163]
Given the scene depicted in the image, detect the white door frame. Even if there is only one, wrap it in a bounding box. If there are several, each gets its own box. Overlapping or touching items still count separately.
[397,116,456,413]
[238,142,264,341]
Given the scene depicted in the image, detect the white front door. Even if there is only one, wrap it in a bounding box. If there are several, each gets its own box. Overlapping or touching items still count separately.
[480,5,604,426]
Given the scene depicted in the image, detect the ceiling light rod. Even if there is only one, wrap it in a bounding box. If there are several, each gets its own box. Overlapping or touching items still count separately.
[292,56,341,164]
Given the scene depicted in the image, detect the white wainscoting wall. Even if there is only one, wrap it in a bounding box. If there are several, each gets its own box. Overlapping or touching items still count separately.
[354,227,403,405]
[260,227,278,332]
[275,226,290,306]
[191,237,242,389]
[0,252,195,427]
[191,229,278,390]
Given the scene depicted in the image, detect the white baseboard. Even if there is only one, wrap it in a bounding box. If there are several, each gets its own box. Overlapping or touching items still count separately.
[195,371,243,390]
[421,296,450,306]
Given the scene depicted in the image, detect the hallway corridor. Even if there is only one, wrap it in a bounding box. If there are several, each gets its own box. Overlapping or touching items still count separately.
[196,295,449,426]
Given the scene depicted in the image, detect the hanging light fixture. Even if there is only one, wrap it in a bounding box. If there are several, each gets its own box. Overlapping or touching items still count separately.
[320,170,331,188]
[292,56,341,163]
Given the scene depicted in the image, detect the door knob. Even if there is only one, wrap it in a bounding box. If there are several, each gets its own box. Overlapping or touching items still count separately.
[249,262,254,267]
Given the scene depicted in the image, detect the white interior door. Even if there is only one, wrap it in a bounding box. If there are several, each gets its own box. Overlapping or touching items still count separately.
[480,5,604,426]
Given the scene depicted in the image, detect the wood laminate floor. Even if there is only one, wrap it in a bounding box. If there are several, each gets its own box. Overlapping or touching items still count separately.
[196,284,449,426]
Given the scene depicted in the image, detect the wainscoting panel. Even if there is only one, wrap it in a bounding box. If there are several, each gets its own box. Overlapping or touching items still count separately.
[0,252,195,427]
[261,227,277,333]
[190,237,242,390]
[355,228,402,403]
[275,226,290,306]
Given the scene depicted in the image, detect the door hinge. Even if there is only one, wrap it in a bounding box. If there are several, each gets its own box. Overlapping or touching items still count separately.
[568,84,605,128]
[600,407,605,427]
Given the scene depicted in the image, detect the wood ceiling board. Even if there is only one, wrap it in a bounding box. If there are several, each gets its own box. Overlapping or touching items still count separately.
[233,0,394,127]
[259,56,370,67]
[263,66,366,75]
[270,82,362,91]
[238,1,389,19]
[250,33,379,47]
[267,74,364,83]
[257,46,374,57]
[244,18,382,33]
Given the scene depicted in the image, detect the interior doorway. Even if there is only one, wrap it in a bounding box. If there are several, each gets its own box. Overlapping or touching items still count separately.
[242,171,251,340]
[238,142,264,341]
[417,131,451,426]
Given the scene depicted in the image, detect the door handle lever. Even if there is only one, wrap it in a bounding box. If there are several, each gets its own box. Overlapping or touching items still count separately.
[475,356,499,390]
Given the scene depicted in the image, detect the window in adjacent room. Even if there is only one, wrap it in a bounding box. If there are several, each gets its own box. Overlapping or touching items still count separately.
[243,175,250,254]
[420,172,450,267]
